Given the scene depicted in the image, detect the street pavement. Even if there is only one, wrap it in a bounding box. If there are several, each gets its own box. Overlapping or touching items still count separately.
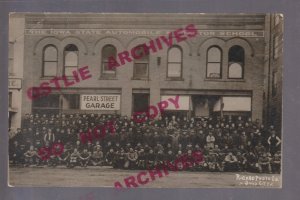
[9,166,281,188]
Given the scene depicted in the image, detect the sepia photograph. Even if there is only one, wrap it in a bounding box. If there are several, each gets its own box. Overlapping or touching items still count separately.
[8,13,283,188]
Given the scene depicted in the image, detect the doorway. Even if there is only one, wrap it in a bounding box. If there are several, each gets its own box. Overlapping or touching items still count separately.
[132,93,149,113]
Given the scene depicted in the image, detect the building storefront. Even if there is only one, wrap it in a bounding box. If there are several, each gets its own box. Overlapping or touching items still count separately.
[8,78,22,132]
[160,93,252,120]
[161,95,191,119]
[31,89,122,115]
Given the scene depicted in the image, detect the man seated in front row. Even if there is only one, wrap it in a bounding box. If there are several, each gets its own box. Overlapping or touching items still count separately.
[69,148,80,168]
[223,152,239,172]
[258,153,272,173]
[79,148,91,167]
[24,145,38,166]
[124,148,138,169]
[90,146,103,166]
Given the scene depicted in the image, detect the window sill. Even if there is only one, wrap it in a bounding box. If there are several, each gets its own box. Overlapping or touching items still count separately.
[99,76,118,80]
[131,77,150,81]
[40,76,76,80]
[165,78,184,81]
[9,73,16,76]
[204,78,245,82]
[227,78,245,81]
[40,76,55,80]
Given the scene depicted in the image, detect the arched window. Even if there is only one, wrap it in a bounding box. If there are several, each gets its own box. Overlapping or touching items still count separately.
[206,46,222,78]
[64,44,78,76]
[167,46,182,78]
[228,45,244,79]
[43,45,58,77]
[102,45,117,76]
[133,45,149,79]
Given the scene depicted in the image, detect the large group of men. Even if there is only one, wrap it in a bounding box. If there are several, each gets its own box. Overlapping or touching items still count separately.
[9,113,281,173]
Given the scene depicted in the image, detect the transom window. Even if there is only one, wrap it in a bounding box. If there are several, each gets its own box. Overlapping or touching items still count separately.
[206,46,222,79]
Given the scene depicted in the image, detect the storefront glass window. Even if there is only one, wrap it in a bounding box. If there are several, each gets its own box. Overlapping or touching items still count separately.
[63,94,80,109]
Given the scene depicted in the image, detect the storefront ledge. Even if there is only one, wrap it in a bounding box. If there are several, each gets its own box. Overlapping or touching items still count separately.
[204,79,245,82]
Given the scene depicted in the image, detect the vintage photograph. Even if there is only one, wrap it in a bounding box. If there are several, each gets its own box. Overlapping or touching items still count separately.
[8,13,283,188]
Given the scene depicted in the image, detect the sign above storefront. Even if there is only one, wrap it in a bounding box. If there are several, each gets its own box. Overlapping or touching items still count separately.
[213,96,252,112]
[80,95,120,110]
[25,29,264,37]
[8,79,22,89]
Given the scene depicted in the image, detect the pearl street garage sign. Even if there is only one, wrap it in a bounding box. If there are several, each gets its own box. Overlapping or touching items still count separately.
[80,95,121,110]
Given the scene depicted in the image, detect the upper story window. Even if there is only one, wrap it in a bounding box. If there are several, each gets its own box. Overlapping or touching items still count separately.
[275,14,282,26]
[273,35,282,60]
[64,44,78,76]
[167,46,182,78]
[228,45,244,79]
[43,45,58,77]
[9,42,14,75]
[206,46,222,79]
[9,92,12,108]
[133,45,149,79]
[102,45,117,76]
[272,71,279,97]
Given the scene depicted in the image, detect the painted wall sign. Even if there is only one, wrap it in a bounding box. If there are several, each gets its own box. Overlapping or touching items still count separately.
[25,29,264,37]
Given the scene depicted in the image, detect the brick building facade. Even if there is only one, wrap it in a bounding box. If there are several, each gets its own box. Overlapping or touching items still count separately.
[8,13,282,131]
